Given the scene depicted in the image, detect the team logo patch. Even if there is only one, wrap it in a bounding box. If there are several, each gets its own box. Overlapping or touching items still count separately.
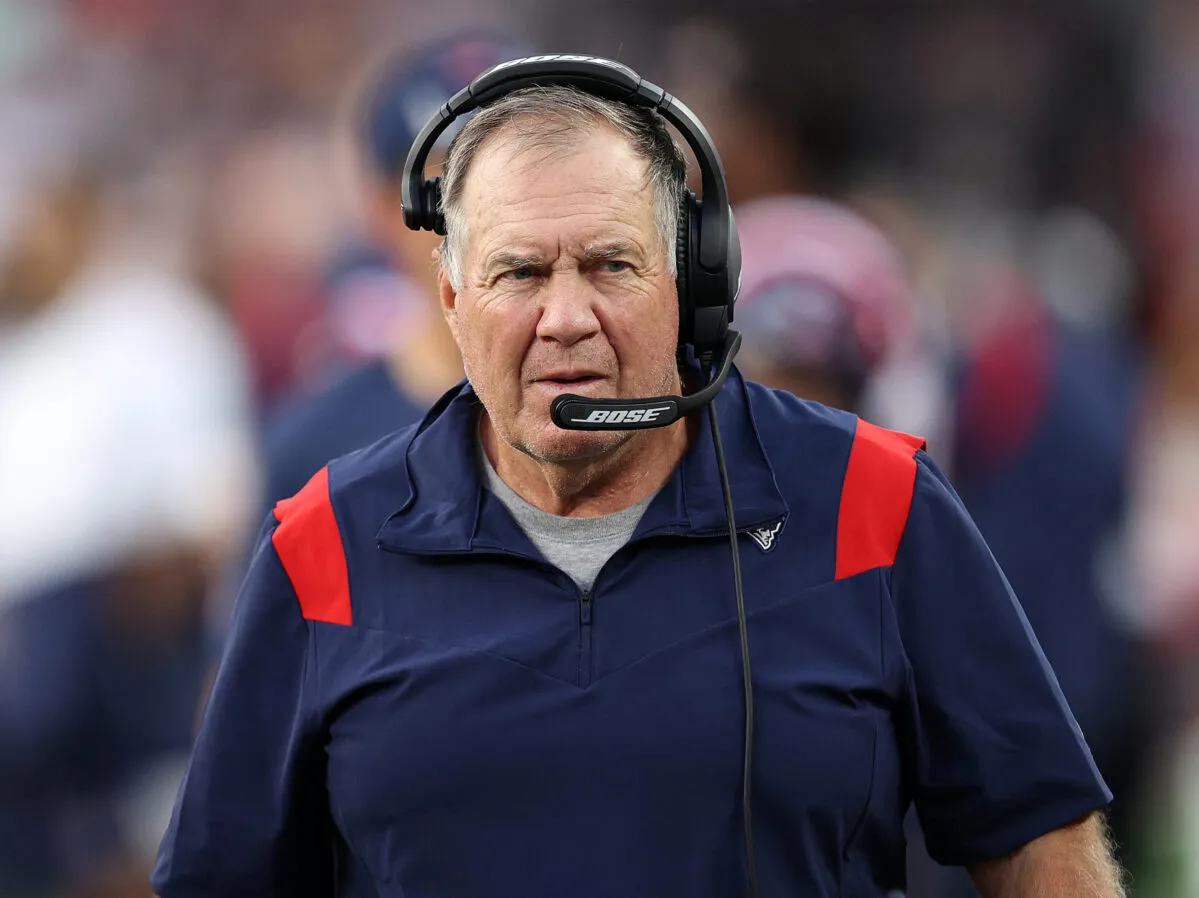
[747,520,784,552]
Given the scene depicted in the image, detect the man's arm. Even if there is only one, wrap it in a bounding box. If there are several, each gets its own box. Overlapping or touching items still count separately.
[152,515,333,898]
[890,450,1113,863]
[968,812,1127,898]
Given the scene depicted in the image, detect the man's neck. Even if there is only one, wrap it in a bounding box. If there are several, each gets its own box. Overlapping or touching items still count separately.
[480,412,690,518]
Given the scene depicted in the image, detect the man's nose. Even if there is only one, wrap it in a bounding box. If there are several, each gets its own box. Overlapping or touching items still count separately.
[535,272,601,347]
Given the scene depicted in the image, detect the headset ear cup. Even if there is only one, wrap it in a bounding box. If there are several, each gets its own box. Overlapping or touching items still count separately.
[675,192,693,350]
[725,204,741,317]
[426,177,446,235]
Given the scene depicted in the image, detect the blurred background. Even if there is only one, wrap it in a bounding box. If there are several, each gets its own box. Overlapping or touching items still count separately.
[0,0,1196,895]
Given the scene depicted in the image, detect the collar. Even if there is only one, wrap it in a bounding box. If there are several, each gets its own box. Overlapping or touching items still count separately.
[376,367,788,554]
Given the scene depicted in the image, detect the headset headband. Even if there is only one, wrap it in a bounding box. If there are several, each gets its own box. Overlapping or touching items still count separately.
[400,54,731,273]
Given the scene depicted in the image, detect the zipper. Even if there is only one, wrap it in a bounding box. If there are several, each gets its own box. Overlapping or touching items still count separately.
[569,516,784,688]
[578,588,593,688]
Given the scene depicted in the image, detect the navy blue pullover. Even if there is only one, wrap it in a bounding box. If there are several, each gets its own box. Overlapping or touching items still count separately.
[153,370,1109,897]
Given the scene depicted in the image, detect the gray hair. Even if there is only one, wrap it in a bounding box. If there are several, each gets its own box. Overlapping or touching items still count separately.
[437,85,687,291]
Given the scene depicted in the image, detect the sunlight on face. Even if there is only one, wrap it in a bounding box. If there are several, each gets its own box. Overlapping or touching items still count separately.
[443,123,679,463]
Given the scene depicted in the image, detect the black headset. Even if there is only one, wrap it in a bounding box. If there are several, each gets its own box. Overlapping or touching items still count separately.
[399,54,742,363]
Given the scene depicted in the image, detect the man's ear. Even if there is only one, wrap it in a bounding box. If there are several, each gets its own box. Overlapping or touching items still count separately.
[433,246,461,343]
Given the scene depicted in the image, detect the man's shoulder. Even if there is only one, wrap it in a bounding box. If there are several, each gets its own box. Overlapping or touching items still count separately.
[262,359,425,508]
[265,360,419,457]
[743,379,924,464]
[260,422,422,629]
[725,378,930,583]
[269,378,474,568]
[271,419,420,541]
[743,378,858,440]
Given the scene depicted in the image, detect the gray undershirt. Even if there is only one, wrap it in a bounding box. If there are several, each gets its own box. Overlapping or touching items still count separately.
[478,441,654,592]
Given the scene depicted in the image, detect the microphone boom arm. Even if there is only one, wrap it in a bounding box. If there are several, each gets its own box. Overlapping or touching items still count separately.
[550,330,742,431]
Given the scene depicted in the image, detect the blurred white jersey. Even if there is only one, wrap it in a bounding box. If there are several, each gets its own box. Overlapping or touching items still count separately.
[0,263,258,609]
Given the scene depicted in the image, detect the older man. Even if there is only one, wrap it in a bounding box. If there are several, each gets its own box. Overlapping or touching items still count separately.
[152,58,1124,898]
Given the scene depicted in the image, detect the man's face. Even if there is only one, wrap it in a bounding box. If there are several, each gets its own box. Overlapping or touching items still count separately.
[440,123,680,463]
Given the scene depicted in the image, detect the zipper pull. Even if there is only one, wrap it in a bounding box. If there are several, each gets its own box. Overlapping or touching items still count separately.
[579,589,592,624]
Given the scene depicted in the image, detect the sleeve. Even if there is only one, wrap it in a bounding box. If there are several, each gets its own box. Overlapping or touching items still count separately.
[891,452,1112,866]
[150,519,334,897]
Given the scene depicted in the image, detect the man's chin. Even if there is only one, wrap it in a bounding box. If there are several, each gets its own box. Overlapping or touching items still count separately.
[520,423,632,465]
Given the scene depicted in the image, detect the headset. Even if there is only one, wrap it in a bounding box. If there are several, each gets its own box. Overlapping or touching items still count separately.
[402,54,760,898]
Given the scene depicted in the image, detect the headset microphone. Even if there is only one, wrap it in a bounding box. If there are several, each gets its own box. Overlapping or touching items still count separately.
[551,331,742,431]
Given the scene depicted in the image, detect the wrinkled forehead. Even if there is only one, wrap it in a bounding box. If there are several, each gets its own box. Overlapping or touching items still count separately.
[461,123,658,248]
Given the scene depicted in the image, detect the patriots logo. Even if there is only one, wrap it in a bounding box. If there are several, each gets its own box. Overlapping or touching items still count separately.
[746,520,784,552]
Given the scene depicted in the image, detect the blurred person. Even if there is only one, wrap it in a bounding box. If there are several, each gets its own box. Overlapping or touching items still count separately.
[927,259,1146,898]
[1123,4,1199,881]
[256,30,532,516]
[0,134,256,896]
[1126,0,1199,648]
[661,14,864,205]
[731,191,954,452]
[197,121,355,410]
[657,20,811,204]
[0,156,256,607]
[154,57,1123,898]
[731,195,913,414]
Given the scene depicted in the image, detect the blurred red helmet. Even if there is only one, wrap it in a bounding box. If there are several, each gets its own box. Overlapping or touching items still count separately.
[733,195,912,383]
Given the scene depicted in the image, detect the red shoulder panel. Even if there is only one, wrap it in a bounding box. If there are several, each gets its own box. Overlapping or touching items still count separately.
[271,466,352,626]
[835,420,926,581]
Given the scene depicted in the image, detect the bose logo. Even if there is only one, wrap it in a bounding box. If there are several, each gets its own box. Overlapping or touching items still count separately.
[575,406,671,424]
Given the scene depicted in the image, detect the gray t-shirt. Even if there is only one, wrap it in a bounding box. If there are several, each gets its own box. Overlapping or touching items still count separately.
[479,443,654,592]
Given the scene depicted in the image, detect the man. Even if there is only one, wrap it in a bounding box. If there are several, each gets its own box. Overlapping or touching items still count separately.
[153,60,1125,897]
[258,32,529,511]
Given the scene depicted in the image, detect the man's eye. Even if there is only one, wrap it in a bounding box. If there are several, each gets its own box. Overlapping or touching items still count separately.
[502,267,536,281]
[601,260,631,273]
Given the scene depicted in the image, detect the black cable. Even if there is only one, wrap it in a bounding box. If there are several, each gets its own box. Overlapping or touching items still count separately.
[704,383,760,898]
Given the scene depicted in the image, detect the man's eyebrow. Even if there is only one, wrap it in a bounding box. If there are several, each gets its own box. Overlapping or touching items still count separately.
[484,251,545,274]
[581,240,639,261]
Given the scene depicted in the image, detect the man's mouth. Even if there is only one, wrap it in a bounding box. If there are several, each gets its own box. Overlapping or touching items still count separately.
[536,374,605,391]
